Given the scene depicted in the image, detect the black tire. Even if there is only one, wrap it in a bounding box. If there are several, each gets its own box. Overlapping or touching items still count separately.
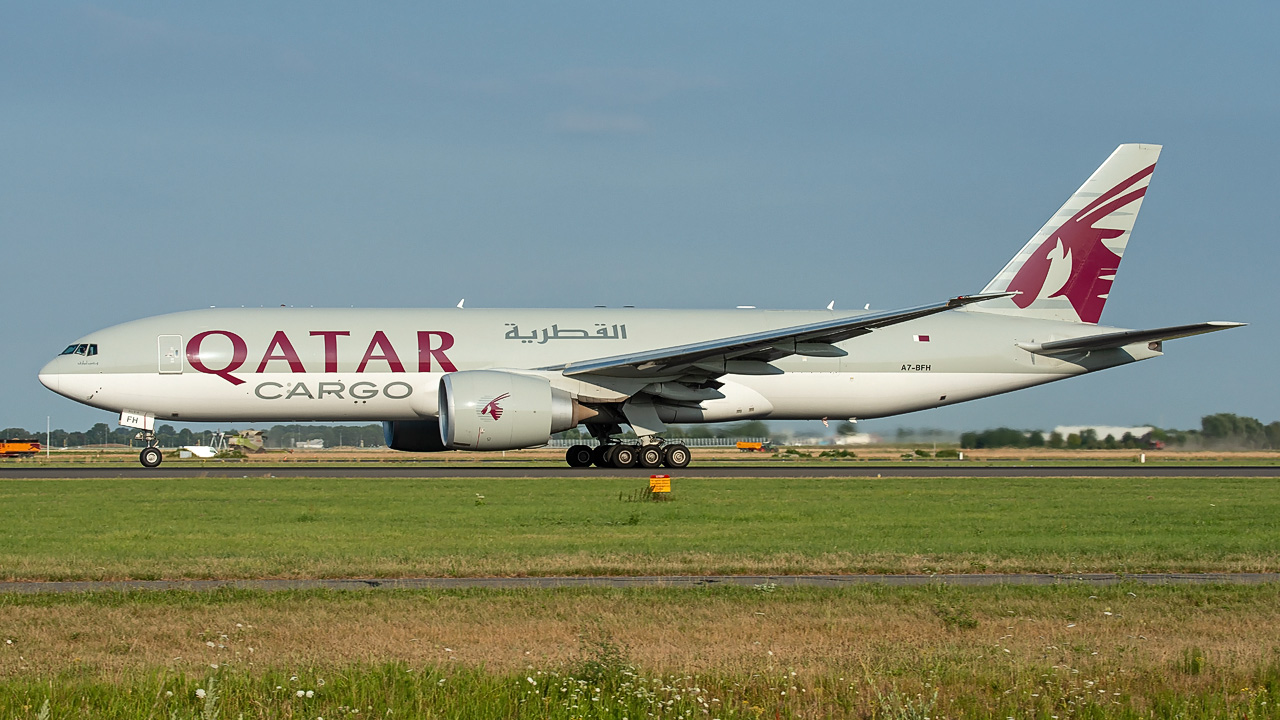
[611,445,638,468]
[638,445,663,468]
[663,443,691,468]
[566,444,594,468]
[139,446,163,468]
[592,445,613,468]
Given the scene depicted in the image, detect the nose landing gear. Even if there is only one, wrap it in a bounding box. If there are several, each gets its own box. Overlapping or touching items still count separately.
[139,444,163,468]
[134,428,163,468]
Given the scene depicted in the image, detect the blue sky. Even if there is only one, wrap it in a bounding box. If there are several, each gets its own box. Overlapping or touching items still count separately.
[2,3,1275,435]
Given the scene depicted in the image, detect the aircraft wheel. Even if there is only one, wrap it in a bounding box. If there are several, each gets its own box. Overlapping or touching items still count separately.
[663,444,691,468]
[637,445,664,468]
[566,444,594,468]
[139,446,163,468]
[610,445,638,468]
[591,445,612,468]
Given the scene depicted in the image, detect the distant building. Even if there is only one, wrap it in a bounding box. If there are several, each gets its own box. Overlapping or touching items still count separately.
[294,439,325,449]
[1053,426,1153,440]
[833,433,880,445]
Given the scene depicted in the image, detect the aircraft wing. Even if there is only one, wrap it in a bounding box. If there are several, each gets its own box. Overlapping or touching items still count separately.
[552,293,1012,379]
[1017,321,1246,354]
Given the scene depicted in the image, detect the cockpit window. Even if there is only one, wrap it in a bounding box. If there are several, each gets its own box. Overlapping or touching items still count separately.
[59,344,98,357]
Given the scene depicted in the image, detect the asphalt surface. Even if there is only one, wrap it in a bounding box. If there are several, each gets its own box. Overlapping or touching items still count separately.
[2,464,1278,479]
[2,573,1278,595]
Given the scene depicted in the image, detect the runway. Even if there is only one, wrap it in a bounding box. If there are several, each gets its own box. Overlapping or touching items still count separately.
[3,573,1278,595]
[2,464,1279,479]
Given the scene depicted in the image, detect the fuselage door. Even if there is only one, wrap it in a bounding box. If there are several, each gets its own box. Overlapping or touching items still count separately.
[158,335,183,374]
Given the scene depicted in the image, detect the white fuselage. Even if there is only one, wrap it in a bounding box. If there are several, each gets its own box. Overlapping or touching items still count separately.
[38,306,1155,426]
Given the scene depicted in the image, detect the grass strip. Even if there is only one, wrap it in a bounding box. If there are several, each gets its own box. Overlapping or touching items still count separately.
[1,585,1279,718]
[3,475,1280,580]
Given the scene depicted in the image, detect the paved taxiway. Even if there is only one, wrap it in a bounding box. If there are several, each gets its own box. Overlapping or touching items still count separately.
[3,573,1278,595]
[2,464,1278,479]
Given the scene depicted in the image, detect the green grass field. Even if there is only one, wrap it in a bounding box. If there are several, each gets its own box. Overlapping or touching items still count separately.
[4,474,1280,718]
[2,474,1278,580]
[3,584,1280,719]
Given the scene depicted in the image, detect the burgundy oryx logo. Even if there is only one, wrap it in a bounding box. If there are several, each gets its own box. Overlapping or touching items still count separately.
[480,393,510,421]
[1005,163,1155,323]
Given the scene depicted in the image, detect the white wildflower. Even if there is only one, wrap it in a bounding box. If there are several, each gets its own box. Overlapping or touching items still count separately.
[297,690,306,698]
[196,688,207,699]
[306,690,315,698]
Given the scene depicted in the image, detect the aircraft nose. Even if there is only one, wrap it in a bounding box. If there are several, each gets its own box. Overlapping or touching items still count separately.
[38,360,61,393]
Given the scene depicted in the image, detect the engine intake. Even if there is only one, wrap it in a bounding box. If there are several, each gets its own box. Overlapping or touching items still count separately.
[383,419,446,452]
[438,371,579,450]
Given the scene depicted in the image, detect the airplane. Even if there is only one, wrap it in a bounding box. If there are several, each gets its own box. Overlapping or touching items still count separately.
[39,144,1243,469]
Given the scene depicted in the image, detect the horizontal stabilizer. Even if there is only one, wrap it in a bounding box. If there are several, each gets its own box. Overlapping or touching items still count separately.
[1017,321,1245,354]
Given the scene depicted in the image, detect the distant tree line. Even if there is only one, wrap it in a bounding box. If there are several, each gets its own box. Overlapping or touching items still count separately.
[0,423,387,449]
[11,413,1279,451]
[3,423,139,448]
[959,413,1280,450]
[4,419,778,449]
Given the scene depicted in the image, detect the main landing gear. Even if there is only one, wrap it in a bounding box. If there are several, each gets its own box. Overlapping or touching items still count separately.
[564,441,691,469]
[136,429,163,468]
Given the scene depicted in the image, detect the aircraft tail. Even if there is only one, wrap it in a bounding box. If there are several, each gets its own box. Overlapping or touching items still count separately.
[973,143,1162,324]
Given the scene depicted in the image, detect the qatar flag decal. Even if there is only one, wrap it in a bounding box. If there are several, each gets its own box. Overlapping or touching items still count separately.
[913,335,931,342]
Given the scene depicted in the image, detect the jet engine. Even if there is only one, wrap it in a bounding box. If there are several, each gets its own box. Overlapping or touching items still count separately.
[383,419,447,452]
[438,370,583,450]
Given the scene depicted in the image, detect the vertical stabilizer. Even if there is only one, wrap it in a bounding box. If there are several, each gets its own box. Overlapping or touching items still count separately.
[975,143,1161,323]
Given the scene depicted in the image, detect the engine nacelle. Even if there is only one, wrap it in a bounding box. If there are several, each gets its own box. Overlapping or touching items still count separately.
[438,370,576,450]
[383,419,447,452]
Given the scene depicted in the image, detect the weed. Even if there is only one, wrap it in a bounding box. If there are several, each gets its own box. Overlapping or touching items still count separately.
[1181,646,1207,675]
[572,633,629,685]
[197,676,219,720]
[873,685,938,720]
[933,601,979,630]
[618,486,671,503]
[818,449,857,459]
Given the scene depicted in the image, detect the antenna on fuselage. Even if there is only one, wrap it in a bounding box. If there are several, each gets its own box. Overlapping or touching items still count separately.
[457,298,465,309]
[826,301,835,311]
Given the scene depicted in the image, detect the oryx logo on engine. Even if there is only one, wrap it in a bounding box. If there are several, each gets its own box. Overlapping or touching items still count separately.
[480,393,510,421]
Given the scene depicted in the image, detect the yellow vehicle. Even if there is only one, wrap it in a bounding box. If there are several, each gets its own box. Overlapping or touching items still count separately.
[0,440,41,457]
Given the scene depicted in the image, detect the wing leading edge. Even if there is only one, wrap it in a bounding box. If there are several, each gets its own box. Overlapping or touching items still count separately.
[552,293,1013,380]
